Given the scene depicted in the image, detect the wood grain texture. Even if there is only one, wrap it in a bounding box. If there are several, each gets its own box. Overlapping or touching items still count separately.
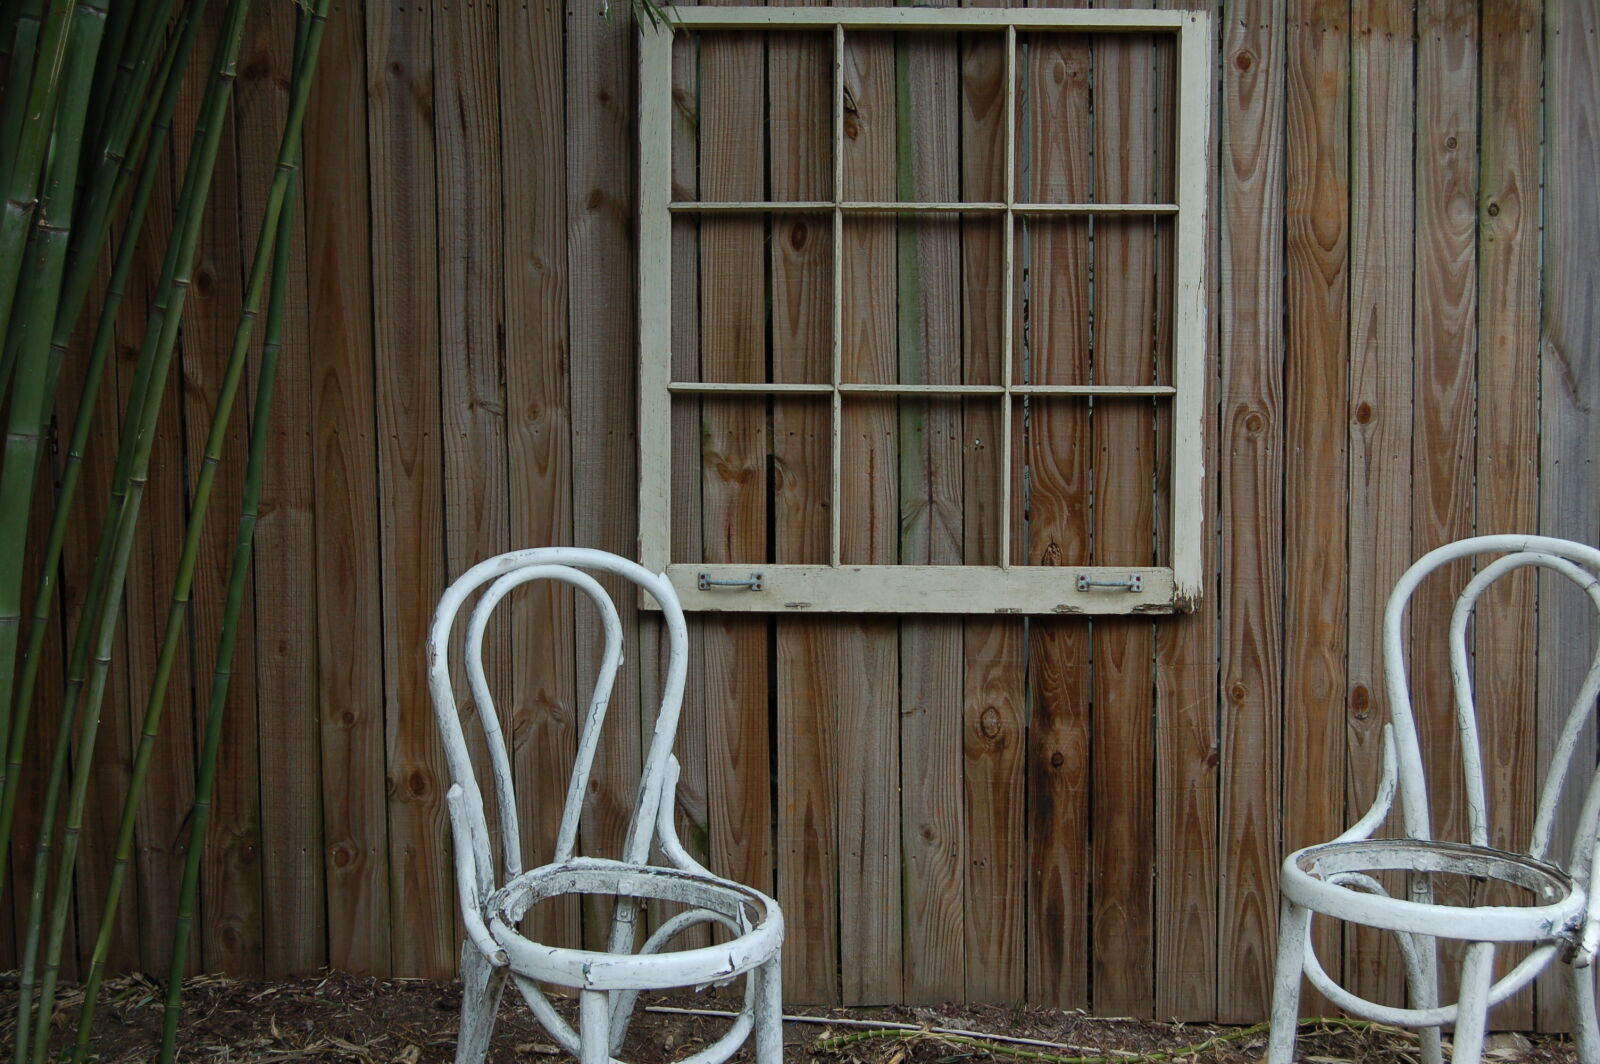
[241,0,325,979]
[1345,0,1414,1008]
[767,21,836,1004]
[308,0,388,976]
[1410,0,1480,1014]
[957,16,1023,1005]
[566,0,642,942]
[1280,0,1348,1017]
[369,0,450,977]
[1089,13,1157,1018]
[1538,0,1599,1033]
[837,27,903,1005]
[186,5,263,975]
[696,24,773,919]
[1152,0,1216,1023]
[1021,24,1091,1010]
[1470,0,1541,995]
[1216,0,1284,1024]
[894,19,967,1003]
[499,0,578,948]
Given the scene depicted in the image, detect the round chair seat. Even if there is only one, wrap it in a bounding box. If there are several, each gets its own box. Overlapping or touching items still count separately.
[484,857,784,991]
[1281,838,1584,945]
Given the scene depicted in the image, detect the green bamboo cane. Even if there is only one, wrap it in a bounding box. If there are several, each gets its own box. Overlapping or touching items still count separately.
[0,0,46,404]
[0,0,206,904]
[76,0,135,165]
[19,0,255,1057]
[154,45,311,1055]
[0,0,47,188]
[0,0,81,374]
[0,0,109,837]
[70,7,327,1052]
[0,0,84,776]
[0,0,177,416]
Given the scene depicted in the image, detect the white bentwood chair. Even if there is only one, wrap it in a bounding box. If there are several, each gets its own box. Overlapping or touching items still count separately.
[427,548,784,1064]
[1268,535,1600,1064]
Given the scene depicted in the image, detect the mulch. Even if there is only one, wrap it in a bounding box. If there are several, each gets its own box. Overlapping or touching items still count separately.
[0,970,1581,1063]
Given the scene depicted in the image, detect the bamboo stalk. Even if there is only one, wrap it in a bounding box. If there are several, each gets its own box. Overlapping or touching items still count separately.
[154,55,308,1059]
[70,8,328,1048]
[0,0,205,901]
[19,0,257,1057]
[0,0,46,191]
[0,0,80,372]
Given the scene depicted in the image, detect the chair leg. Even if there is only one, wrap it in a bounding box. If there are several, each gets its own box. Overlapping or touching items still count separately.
[1395,930,1442,1064]
[456,941,508,1064]
[1570,962,1600,1064]
[1267,897,1311,1064]
[754,958,784,1064]
[581,988,612,1064]
[1446,942,1494,1064]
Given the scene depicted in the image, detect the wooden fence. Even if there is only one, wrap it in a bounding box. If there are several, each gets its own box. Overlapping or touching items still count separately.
[4,0,1598,1030]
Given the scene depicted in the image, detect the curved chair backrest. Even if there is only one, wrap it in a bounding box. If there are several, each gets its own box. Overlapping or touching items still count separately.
[1382,535,1600,875]
[427,548,690,896]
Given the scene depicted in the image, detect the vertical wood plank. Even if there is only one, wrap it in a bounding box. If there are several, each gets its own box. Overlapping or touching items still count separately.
[895,19,967,1003]
[1022,24,1092,1010]
[566,0,641,917]
[1153,0,1217,1023]
[1471,0,1538,1029]
[768,21,837,1005]
[958,16,1024,1004]
[1538,0,1599,1032]
[1216,0,1284,1024]
[1345,0,1414,1007]
[499,0,578,948]
[437,0,507,955]
[369,0,448,977]
[697,24,773,916]
[837,27,903,1005]
[1410,0,1480,1014]
[188,3,263,975]
[1089,13,1156,1018]
[243,0,325,978]
[129,12,221,971]
[1279,0,1348,1018]
[308,0,388,976]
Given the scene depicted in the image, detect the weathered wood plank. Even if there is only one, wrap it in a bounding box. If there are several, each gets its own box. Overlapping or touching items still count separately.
[240,0,324,979]
[1089,11,1157,1017]
[1152,0,1216,1023]
[895,17,967,1002]
[767,18,837,1004]
[1021,24,1092,1010]
[566,0,642,940]
[1537,0,1599,1033]
[307,0,388,976]
[499,0,578,948]
[438,0,509,957]
[369,0,450,977]
[1410,0,1480,1014]
[1216,0,1284,1024]
[957,16,1023,1005]
[696,24,773,924]
[191,0,273,976]
[1469,0,1539,1012]
[1279,0,1348,1017]
[837,26,903,1005]
[1345,0,1414,1007]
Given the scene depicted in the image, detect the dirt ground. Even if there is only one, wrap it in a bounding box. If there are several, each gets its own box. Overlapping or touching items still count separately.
[1,970,1584,1063]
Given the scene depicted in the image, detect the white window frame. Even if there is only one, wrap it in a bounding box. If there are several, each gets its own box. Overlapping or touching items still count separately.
[637,5,1210,614]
